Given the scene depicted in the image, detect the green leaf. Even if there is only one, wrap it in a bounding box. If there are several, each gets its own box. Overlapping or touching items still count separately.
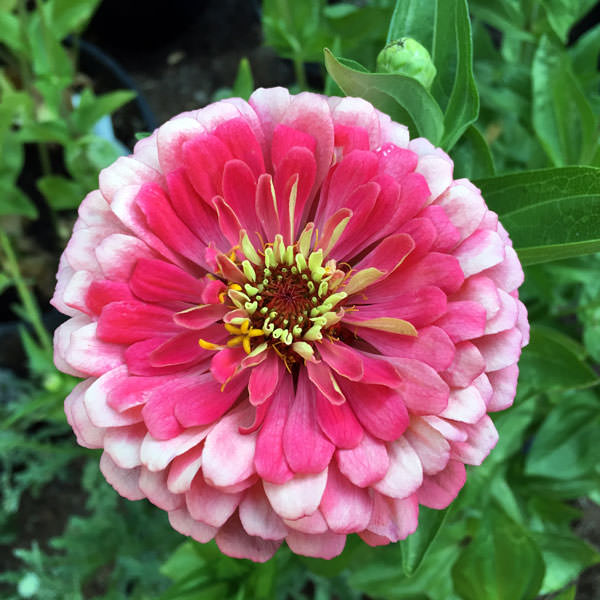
[48,0,102,40]
[476,166,600,265]
[386,0,434,48]
[262,0,329,63]
[37,175,86,211]
[17,120,70,144]
[0,179,37,218]
[452,507,545,600]
[65,135,121,190]
[324,49,444,143]
[432,0,479,150]
[532,36,598,166]
[518,326,599,393]
[533,531,600,594]
[525,391,600,480]
[451,124,495,179]
[540,0,598,42]
[71,89,136,134]
[550,586,576,600]
[400,506,450,575]
[232,58,254,101]
[0,10,24,54]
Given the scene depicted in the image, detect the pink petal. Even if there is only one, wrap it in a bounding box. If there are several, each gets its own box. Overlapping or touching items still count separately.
[336,432,389,487]
[95,233,154,282]
[367,493,419,542]
[202,406,257,488]
[320,463,373,534]
[65,380,104,448]
[434,301,487,343]
[358,325,455,371]
[214,117,265,178]
[140,426,210,471]
[441,341,485,388]
[391,357,449,415]
[342,380,409,442]
[167,444,204,494]
[283,510,328,534]
[104,423,146,469]
[475,328,523,371]
[418,460,466,509]
[405,418,451,476]
[65,322,125,376]
[434,181,486,243]
[487,364,519,411]
[439,385,487,424]
[455,229,505,278]
[451,415,499,465]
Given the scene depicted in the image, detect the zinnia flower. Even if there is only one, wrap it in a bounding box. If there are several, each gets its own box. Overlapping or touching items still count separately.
[53,88,528,561]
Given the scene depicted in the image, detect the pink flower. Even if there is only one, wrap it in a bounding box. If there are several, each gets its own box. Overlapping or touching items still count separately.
[52,88,528,561]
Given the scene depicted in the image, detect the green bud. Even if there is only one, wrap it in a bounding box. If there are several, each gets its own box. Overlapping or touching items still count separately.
[376,38,437,90]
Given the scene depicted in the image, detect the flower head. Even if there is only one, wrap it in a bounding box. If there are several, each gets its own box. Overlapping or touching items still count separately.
[53,88,528,561]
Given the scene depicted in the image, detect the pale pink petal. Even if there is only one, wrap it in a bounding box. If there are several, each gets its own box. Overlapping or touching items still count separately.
[336,432,389,487]
[373,437,423,499]
[263,470,328,521]
[140,426,210,472]
[186,475,242,528]
[104,423,146,469]
[487,364,519,411]
[367,493,419,542]
[99,452,144,501]
[138,468,184,511]
[451,415,499,465]
[168,507,217,543]
[286,529,346,559]
[405,418,451,476]
[216,514,282,562]
[239,484,288,540]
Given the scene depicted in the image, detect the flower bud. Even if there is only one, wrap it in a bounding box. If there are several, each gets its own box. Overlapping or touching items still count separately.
[376,37,437,90]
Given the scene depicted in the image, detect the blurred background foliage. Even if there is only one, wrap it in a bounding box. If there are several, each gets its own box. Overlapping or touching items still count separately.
[0,0,600,598]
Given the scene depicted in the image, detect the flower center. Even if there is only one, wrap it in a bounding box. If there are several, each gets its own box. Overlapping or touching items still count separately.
[216,231,348,358]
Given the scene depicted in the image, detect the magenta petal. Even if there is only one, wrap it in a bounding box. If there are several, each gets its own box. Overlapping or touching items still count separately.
[214,117,266,178]
[249,350,283,405]
[210,346,246,383]
[98,301,178,344]
[318,339,364,381]
[173,373,248,428]
[150,329,219,367]
[305,361,345,405]
[315,391,363,449]
[173,303,229,329]
[129,258,205,304]
[283,372,335,474]
[342,380,409,442]
[255,372,294,484]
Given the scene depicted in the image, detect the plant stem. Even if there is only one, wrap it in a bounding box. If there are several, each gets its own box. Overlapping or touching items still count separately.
[0,232,53,354]
[294,55,308,91]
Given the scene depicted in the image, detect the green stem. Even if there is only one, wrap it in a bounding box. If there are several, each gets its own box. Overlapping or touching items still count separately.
[0,232,53,354]
[294,55,308,91]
